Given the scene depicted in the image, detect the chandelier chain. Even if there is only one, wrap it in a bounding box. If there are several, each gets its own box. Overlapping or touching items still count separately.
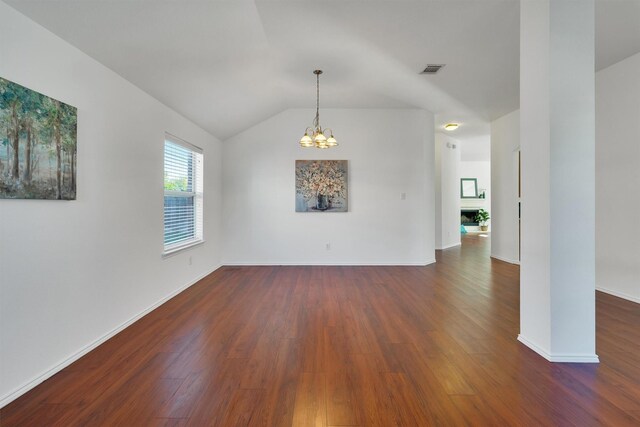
[314,72,320,129]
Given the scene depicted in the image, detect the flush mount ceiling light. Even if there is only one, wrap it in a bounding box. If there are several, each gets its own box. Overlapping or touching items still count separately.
[444,123,459,131]
[299,70,337,149]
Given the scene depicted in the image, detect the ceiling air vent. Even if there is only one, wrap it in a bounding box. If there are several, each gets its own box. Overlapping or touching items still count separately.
[421,64,445,74]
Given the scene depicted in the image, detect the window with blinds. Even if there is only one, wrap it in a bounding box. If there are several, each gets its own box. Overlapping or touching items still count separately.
[163,134,203,254]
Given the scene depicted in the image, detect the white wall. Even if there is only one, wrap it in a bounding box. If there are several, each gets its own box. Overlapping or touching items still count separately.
[223,108,435,265]
[435,133,461,249]
[490,110,520,264]
[595,52,640,304]
[0,1,223,406]
[459,135,490,162]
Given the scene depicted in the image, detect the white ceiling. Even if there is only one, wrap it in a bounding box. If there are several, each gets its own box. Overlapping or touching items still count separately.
[5,0,640,142]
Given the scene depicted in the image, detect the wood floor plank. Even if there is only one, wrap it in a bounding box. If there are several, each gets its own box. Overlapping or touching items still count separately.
[325,370,360,426]
[183,357,249,426]
[149,419,188,427]
[2,234,639,426]
[388,343,470,426]
[291,373,327,427]
[449,395,517,427]
[381,372,433,425]
[261,337,303,427]
[423,354,476,396]
[219,388,265,427]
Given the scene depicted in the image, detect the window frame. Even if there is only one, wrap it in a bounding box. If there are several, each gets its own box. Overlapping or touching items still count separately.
[162,133,204,256]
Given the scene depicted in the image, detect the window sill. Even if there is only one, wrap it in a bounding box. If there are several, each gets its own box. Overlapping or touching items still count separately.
[162,239,205,258]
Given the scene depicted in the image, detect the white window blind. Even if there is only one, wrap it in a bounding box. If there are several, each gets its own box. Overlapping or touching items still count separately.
[163,134,203,254]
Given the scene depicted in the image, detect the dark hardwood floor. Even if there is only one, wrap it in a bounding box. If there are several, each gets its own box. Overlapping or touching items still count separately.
[2,234,639,426]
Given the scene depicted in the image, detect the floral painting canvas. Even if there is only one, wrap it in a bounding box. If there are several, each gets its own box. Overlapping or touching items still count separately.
[296,160,348,212]
[0,77,77,200]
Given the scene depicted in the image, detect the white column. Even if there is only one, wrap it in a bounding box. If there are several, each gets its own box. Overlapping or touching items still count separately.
[519,0,598,362]
[434,134,461,250]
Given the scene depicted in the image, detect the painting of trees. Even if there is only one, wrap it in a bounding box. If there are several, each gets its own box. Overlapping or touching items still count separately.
[0,77,77,199]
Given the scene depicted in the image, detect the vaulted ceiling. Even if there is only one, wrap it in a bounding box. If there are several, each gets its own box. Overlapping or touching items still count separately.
[5,0,640,141]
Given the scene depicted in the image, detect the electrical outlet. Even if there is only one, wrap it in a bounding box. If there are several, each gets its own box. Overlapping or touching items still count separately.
[188,256,192,265]
[401,192,406,200]
[326,243,331,250]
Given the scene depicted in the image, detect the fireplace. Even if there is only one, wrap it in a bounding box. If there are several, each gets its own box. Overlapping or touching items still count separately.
[461,209,479,226]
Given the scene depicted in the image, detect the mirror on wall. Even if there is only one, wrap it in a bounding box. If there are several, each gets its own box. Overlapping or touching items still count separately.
[460,178,478,198]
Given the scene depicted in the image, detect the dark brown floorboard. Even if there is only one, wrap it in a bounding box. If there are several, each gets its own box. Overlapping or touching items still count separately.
[2,234,639,426]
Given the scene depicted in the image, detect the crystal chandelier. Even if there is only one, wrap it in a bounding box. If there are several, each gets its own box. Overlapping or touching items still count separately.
[299,70,337,149]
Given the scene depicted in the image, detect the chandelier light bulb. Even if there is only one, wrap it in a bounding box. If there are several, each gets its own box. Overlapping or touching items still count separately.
[314,132,327,144]
[299,133,313,147]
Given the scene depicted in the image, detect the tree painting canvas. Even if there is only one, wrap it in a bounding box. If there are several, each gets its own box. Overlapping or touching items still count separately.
[0,77,77,200]
[295,160,348,212]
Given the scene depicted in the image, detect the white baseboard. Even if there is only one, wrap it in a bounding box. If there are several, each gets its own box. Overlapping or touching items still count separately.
[517,334,599,363]
[436,242,461,250]
[0,265,222,409]
[491,254,520,265]
[222,260,437,267]
[596,287,640,304]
